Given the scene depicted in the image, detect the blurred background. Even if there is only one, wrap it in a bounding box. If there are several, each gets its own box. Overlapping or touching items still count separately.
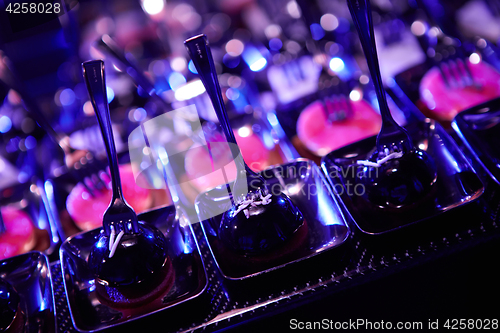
[1,0,500,330]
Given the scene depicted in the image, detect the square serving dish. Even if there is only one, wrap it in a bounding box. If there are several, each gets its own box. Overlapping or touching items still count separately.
[452,97,500,185]
[0,251,55,332]
[59,205,212,332]
[195,159,351,285]
[274,82,414,164]
[391,49,500,127]
[321,119,484,235]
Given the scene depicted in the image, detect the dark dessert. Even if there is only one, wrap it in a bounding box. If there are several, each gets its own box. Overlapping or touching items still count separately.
[87,222,174,308]
[357,149,437,209]
[218,189,306,259]
[0,278,24,333]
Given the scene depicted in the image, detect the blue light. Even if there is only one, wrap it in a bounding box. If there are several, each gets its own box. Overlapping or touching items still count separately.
[269,38,283,51]
[225,88,240,101]
[168,72,186,91]
[59,88,75,106]
[250,58,267,72]
[242,46,267,72]
[0,116,12,133]
[106,86,115,103]
[310,23,325,41]
[222,53,240,69]
[188,60,198,74]
[25,136,36,149]
[329,57,345,72]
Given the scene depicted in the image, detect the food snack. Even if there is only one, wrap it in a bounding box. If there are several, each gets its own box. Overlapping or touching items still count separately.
[66,164,153,231]
[419,59,500,122]
[297,99,382,156]
[184,129,270,193]
[356,148,437,210]
[88,222,174,308]
[0,207,35,260]
[217,189,307,267]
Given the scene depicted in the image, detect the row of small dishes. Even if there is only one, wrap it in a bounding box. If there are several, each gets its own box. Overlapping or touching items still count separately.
[3,41,500,333]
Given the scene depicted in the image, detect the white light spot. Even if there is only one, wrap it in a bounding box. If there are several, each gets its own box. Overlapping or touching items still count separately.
[141,0,164,15]
[225,39,245,56]
[359,74,370,84]
[469,53,481,65]
[83,101,94,116]
[170,57,187,72]
[174,80,206,101]
[320,14,339,31]
[249,58,267,72]
[411,20,426,36]
[265,24,282,39]
[329,57,345,72]
[237,126,252,138]
[349,89,362,102]
[286,1,301,19]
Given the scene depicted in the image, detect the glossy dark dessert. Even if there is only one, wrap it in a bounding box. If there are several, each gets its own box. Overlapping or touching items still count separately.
[0,278,24,333]
[358,149,437,209]
[218,190,306,261]
[87,222,174,308]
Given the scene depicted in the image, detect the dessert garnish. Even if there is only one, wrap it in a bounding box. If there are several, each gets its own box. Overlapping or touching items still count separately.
[356,148,403,168]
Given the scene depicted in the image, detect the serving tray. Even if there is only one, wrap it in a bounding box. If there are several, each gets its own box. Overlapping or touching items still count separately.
[59,206,213,332]
[0,251,56,333]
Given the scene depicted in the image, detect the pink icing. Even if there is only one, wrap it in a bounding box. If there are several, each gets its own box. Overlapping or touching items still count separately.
[297,99,382,156]
[66,164,152,231]
[185,129,270,192]
[419,59,500,121]
[0,207,34,260]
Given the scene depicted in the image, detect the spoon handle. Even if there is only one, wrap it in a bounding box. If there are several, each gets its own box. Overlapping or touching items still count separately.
[184,34,258,178]
[82,60,124,201]
[0,209,5,234]
[185,35,237,144]
[346,0,393,124]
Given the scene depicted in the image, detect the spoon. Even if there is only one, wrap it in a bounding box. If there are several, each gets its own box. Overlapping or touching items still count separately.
[0,210,5,235]
[185,35,304,255]
[347,0,437,208]
[83,60,168,287]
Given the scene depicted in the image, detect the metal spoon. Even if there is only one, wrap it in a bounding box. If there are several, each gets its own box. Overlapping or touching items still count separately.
[83,60,168,287]
[185,35,304,255]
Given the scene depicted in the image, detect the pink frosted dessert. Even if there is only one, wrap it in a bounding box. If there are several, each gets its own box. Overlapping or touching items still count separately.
[0,207,35,260]
[184,128,270,193]
[419,59,500,122]
[66,164,153,231]
[297,99,382,156]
